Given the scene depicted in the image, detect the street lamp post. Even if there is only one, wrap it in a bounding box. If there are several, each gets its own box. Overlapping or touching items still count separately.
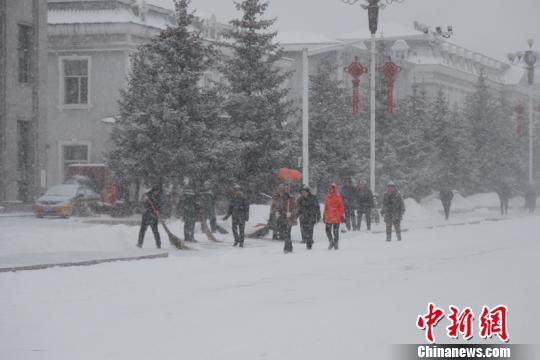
[341,0,405,193]
[508,40,539,185]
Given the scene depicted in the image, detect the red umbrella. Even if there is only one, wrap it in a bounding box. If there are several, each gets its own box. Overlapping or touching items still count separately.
[278,168,302,182]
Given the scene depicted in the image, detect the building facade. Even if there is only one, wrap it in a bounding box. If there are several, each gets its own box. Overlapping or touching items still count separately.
[0,0,48,204]
[45,2,540,190]
[278,25,540,113]
[47,0,227,188]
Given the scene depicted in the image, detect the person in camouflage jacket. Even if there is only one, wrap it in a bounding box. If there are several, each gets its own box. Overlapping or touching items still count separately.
[381,181,405,241]
[270,184,297,253]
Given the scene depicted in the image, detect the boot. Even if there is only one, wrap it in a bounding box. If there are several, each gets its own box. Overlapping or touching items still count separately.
[239,242,244,248]
[334,241,339,250]
[233,241,239,246]
[328,241,334,250]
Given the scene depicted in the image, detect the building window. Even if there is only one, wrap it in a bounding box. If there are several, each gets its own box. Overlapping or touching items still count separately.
[18,25,31,83]
[63,59,89,105]
[62,144,89,181]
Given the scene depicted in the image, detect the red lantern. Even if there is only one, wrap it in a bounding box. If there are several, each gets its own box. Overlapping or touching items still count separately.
[515,104,525,137]
[380,57,402,113]
[344,57,368,113]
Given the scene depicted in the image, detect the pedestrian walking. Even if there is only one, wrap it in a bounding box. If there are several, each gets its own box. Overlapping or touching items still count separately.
[178,187,198,242]
[198,180,217,233]
[497,182,511,215]
[525,184,537,213]
[270,184,297,253]
[323,183,345,250]
[137,185,162,248]
[381,181,405,241]
[296,186,321,250]
[341,178,357,231]
[440,187,454,220]
[222,185,250,247]
[356,179,374,231]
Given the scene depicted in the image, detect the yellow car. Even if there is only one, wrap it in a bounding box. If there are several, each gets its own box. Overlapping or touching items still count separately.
[33,184,100,218]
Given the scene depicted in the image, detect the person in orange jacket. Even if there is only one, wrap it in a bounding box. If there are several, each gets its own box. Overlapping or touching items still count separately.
[323,183,345,250]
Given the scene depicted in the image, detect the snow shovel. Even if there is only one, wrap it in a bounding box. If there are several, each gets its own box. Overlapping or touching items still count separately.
[214,223,229,234]
[145,195,190,250]
[246,223,271,238]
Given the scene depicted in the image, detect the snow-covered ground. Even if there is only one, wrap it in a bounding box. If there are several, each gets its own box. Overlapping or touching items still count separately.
[0,196,538,359]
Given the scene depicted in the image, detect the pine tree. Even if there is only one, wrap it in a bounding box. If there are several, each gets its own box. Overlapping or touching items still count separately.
[462,72,519,191]
[309,57,366,193]
[108,0,217,189]
[385,82,431,199]
[220,0,296,193]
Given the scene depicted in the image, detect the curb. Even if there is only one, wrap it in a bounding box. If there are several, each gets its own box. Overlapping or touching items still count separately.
[0,252,168,273]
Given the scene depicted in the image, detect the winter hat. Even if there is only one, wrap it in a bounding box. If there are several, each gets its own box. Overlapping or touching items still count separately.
[151,185,161,192]
[233,184,242,190]
[387,181,396,187]
[301,185,311,193]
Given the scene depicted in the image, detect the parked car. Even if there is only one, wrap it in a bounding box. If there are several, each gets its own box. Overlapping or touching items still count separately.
[33,184,100,218]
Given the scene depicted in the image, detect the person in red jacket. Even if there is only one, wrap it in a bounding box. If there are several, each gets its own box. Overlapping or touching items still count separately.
[323,183,345,250]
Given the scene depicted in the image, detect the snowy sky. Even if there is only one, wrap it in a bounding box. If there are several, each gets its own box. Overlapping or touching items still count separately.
[151,0,540,61]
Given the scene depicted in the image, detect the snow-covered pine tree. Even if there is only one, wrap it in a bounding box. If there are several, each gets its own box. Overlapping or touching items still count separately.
[386,82,431,199]
[429,88,468,190]
[309,57,366,193]
[220,0,295,194]
[462,71,518,191]
[109,0,217,189]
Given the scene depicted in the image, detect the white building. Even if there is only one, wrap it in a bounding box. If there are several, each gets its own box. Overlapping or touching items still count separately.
[46,0,226,188]
[277,23,540,112]
[45,1,540,191]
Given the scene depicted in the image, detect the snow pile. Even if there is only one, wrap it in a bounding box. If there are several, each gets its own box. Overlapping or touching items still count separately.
[450,192,475,212]
[509,196,525,209]
[0,218,158,268]
[419,191,442,212]
[466,192,500,210]
[403,198,434,222]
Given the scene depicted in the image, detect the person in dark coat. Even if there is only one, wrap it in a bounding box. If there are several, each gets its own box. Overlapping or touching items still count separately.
[381,181,405,241]
[296,186,321,250]
[440,188,454,220]
[496,182,511,215]
[270,184,297,253]
[178,187,198,242]
[137,185,162,248]
[524,184,537,213]
[355,180,375,231]
[341,178,357,231]
[223,185,250,247]
[198,180,217,233]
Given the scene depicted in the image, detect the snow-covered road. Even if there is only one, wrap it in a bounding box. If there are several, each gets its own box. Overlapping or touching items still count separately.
[0,213,538,360]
